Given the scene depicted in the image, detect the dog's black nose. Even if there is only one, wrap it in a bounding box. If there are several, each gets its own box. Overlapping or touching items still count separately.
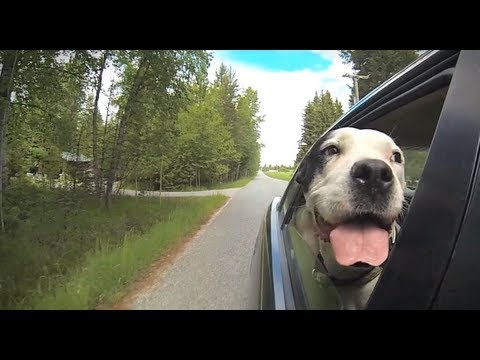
[351,159,393,191]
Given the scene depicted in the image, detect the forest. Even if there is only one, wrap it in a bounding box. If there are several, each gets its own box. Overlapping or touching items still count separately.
[0,50,262,309]
[0,51,263,210]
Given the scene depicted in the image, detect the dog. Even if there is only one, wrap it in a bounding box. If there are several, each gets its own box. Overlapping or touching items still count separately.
[293,127,406,309]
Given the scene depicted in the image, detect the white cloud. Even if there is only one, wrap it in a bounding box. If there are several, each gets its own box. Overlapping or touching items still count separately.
[208,50,353,166]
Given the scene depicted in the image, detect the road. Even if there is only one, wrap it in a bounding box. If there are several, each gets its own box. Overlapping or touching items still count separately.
[130,171,288,310]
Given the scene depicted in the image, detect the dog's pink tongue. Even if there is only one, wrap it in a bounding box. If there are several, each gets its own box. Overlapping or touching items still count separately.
[330,224,389,266]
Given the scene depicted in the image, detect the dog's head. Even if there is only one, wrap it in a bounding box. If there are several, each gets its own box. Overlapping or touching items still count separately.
[296,127,406,268]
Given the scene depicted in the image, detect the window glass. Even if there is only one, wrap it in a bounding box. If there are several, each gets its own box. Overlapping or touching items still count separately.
[286,226,342,309]
[367,87,449,190]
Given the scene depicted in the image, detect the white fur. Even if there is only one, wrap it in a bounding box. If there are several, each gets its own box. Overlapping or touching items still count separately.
[293,127,407,309]
[307,127,406,226]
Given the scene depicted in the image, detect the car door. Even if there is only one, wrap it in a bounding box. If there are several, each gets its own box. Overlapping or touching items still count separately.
[367,50,480,309]
[280,50,480,309]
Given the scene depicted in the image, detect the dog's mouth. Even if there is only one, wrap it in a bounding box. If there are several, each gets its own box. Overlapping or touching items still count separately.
[314,211,392,267]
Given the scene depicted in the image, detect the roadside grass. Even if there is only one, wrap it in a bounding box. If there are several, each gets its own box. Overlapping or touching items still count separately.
[181,176,254,191]
[264,170,294,181]
[124,175,255,192]
[0,181,228,310]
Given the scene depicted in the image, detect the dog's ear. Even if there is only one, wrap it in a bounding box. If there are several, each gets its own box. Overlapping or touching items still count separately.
[296,131,334,189]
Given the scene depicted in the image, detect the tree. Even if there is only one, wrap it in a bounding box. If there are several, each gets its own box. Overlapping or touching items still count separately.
[0,51,20,231]
[1,49,263,224]
[295,90,343,166]
[236,87,264,177]
[340,50,419,106]
[212,63,242,180]
[104,50,211,206]
[211,64,263,180]
[171,87,239,187]
[90,50,109,197]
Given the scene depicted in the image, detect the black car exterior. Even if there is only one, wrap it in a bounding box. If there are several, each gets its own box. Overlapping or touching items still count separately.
[247,50,480,310]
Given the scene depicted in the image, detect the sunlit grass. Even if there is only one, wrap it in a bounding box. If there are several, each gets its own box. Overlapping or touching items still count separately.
[264,170,293,181]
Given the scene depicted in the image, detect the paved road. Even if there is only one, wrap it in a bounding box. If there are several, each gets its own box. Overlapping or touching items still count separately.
[131,171,288,310]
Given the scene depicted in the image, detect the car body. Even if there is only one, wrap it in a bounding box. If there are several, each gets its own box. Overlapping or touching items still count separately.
[247,50,480,310]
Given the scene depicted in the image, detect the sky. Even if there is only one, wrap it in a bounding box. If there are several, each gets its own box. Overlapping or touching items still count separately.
[98,50,355,167]
[207,50,354,166]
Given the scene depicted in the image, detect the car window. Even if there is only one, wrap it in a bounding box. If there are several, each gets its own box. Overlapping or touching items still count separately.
[284,85,450,310]
[366,86,449,191]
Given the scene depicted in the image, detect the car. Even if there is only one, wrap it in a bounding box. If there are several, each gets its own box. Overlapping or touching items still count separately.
[247,50,480,310]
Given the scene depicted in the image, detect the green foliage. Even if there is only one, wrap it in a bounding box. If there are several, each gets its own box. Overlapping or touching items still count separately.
[4,51,261,194]
[0,181,227,309]
[169,87,239,186]
[1,50,263,308]
[295,90,343,165]
[339,50,420,106]
[121,61,263,190]
[29,195,227,310]
[210,64,263,181]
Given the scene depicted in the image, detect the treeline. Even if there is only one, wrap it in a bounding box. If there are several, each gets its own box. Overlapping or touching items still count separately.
[0,51,263,224]
[295,90,343,166]
[262,164,294,172]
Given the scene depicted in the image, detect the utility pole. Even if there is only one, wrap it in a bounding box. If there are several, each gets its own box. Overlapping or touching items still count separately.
[343,73,370,104]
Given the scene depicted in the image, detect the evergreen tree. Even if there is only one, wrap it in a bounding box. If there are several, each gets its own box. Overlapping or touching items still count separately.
[340,50,420,106]
[295,90,343,165]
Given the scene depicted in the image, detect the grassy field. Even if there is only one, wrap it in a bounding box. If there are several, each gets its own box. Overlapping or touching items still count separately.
[264,170,294,181]
[0,181,228,310]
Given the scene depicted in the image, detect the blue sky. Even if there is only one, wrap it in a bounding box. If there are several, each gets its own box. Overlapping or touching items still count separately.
[216,50,333,72]
[208,50,353,166]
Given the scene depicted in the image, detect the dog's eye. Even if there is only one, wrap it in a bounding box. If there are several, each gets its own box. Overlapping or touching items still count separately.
[323,145,339,156]
[391,151,402,163]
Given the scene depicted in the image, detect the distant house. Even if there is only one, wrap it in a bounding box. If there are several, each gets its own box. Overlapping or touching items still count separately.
[26,151,93,187]
[60,151,93,182]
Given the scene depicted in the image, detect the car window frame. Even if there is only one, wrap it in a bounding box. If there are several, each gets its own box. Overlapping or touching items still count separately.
[279,50,480,310]
[367,50,480,309]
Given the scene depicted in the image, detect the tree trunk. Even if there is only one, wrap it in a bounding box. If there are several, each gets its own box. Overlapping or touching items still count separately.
[91,51,108,197]
[72,118,85,192]
[159,158,163,202]
[135,174,138,198]
[100,81,114,197]
[0,50,19,232]
[105,55,149,208]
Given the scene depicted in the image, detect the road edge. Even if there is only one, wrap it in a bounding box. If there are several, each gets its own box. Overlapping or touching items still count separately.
[96,196,233,310]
